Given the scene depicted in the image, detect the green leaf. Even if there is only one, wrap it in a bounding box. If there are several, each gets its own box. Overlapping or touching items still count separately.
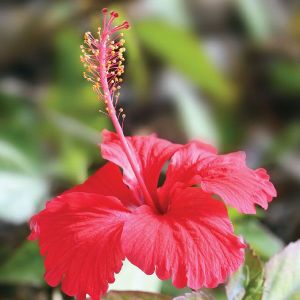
[226,247,264,300]
[228,207,244,222]
[135,20,235,104]
[0,241,44,286]
[243,248,264,299]
[262,240,300,300]
[235,220,284,259]
[103,291,171,300]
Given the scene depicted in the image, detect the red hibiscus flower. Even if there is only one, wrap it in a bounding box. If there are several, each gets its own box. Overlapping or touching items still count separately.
[28,9,276,300]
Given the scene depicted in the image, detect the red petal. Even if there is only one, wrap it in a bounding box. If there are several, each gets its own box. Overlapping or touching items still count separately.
[101,130,180,200]
[159,142,216,210]
[162,143,276,214]
[29,193,129,300]
[122,187,245,289]
[66,162,137,208]
[165,141,216,185]
[197,152,277,213]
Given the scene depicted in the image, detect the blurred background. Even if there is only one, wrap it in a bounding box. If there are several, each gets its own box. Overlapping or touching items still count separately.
[0,0,300,299]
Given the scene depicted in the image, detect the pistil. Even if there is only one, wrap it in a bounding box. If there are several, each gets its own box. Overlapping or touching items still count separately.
[81,9,163,213]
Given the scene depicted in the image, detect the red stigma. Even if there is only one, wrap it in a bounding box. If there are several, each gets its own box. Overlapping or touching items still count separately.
[122,21,130,29]
[111,11,119,18]
[81,9,129,109]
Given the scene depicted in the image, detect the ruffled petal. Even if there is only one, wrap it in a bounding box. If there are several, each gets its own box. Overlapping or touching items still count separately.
[101,130,180,200]
[29,193,129,300]
[66,162,136,208]
[159,141,216,210]
[197,152,277,213]
[122,187,245,289]
[162,143,276,214]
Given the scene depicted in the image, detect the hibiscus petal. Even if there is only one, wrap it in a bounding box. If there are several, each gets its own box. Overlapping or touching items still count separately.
[122,187,245,290]
[159,142,216,210]
[197,152,277,214]
[101,130,180,200]
[162,143,276,214]
[29,192,129,300]
[66,162,136,208]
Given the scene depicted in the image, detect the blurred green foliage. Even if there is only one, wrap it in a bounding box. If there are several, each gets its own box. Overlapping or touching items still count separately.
[227,241,300,300]
[1,0,300,299]
[226,247,264,300]
[135,20,236,104]
[0,242,44,286]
